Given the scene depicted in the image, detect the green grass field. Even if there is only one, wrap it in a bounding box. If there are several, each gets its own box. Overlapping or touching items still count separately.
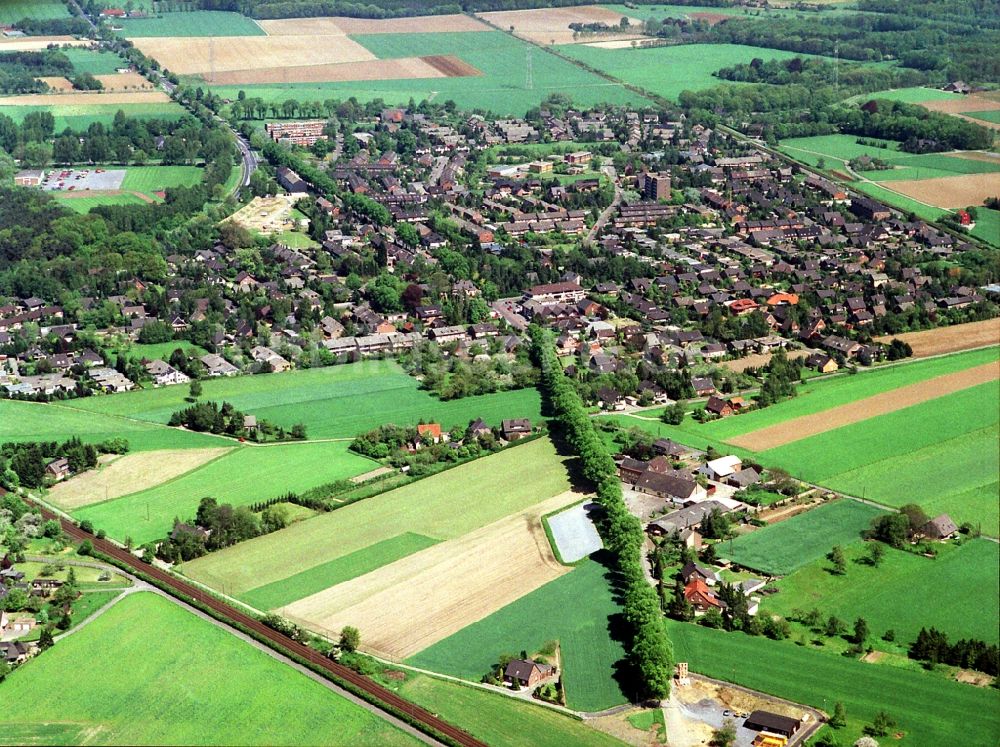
[850,179,949,221]
[397,674,624,747]
[121,165,204,194]
[0,103,188,131]
[764,539,999,644]
[74,440,377,544]
[242,532,439,610]
[0,0,68,23]
[0,593,417,745]
[969,207,1000,247]
[0,399,229,452]
[761,382,1000,534]
[181,437,573,598]
[845,87,964,104]
[56,193,149,212]
[724,500,885,575]
[558,43,820,102]
[667,621,1000,747]
[62,359,543,439]
[408,558,628,712]
[209,31,643,116]
[62,48,128,75]
[117,10,265,37]
[965,109,1000,124]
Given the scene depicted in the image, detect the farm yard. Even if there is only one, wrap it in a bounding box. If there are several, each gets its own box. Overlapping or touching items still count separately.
[407,557,629,712]
[0,592,418,746]
[723,499,885,576]
[61,358,544,440]
[181,438,573,605]
[763,538,1000,645]
[666,621,1000,747]
[73,440,377,544]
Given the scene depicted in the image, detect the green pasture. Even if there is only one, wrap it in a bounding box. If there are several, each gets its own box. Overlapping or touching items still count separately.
[761,382,1000,535]
[969,207,999,247]
[181,437,573,597]
[117,10,265,37]
[850,180,949,221]
[845,87,964,104]
[62,359,544,439]
[965,109,1000,124]
[408,558,628,712]
[779,133,905,166]
[667,621,1000,747]
[398,674,624,747]
[74,440,377,544]
[764,539,999,644]
[0,0,68,23]
[209,31,643,116]
[0,103,188,131]
[242,532,439,611]
[0,593,417,746]
[558,43,818,102]
[0,398,229,452]
[63,48,127,75]
[862,153,1000,182]
[723,500,885,576]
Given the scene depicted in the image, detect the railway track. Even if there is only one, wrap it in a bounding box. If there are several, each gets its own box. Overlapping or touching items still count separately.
[38,506,486,747]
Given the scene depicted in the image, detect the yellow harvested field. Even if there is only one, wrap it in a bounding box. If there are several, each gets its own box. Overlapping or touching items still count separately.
[478,6,644,45]
[207,57,448,85]
[0,37,91,51]
[38,76,75,92]
[259,14,489,35]
[875,318,1000,358]
[886,172,1000,209]
[94,72,154,91]
[722,349,812,373]
[130,36,375,76]
[918,95,1000,115]
[728,361,999,450]
[0,90,169,106]
[46,447,232,511]
[283,491,581,659]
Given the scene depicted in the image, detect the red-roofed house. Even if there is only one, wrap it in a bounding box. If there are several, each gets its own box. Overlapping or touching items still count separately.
[684,578,725,613]
[417,423,444,444]
[101,8,126,16]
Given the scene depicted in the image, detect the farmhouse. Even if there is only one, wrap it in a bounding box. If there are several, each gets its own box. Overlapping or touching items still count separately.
[501,418,532,441]
[416,423,445,444]
[921,513,959,540]
[503,659,555,688]
[700,455,743,481]
[684,578,725,613]
[634,471,706,504]
[743,711,801,739]
[648,500,735,536]
[44,458,71,481]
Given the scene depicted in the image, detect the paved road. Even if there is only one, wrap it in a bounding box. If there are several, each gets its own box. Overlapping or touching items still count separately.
[586,164,621,242]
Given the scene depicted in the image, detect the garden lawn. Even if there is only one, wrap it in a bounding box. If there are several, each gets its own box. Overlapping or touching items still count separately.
[63,48,128,75]
[241,533,440,611]
[761,382,1000,535]
[0,592,417,745]
[62,359,543,439]
[407,557,628,712]
[558,43,822,102]
[0,399,229,452]
[74,441,377,544]
[723,500,885,576]
[0,0,68,23]
[181,437,572,596]
[763,539,999,644]
[210,31,643,116]
[398,674,624,747]
[117,10,265,37]
[667,621,1000,747]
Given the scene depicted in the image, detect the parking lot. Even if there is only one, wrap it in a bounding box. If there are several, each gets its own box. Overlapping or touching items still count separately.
[41,168,126,191]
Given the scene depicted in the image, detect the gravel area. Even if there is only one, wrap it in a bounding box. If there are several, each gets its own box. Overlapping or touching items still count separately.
[548,501,603,562]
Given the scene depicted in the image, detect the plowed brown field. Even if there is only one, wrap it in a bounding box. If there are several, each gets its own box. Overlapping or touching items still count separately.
[875,318,1000,358]
[728,361,999,450]
[283,491,582,659]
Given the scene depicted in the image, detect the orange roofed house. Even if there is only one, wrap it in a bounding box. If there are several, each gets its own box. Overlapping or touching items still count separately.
[684,578,726,614]
[416,423,446,445]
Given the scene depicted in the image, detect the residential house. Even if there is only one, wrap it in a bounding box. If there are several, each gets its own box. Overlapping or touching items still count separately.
[684,578,725,613]
[200,353,239,377]
[680,561,719,586]
[503,659,555,688]
[921,513,958,540]
[44,458,71,481]
[501,418,532,441]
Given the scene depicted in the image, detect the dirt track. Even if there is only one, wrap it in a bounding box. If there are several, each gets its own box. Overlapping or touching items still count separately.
[283,491,582,660]
[728,361,999,450]
[47,447,232,510]
[875,318,1000,358]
